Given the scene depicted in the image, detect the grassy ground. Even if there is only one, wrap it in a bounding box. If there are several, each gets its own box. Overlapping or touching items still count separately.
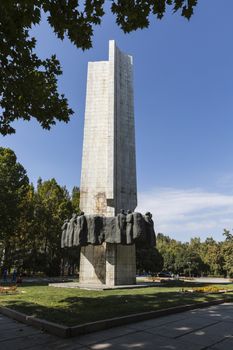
[0,282,233,326]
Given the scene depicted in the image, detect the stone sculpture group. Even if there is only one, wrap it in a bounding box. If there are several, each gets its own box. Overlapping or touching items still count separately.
[61,211,156,248]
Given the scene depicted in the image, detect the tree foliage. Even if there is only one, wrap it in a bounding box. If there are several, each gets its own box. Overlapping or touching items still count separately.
[0,0,198,135]
[0,1,74,135]
[136,246,163,274]
[0,147,29,266]
[221,230,233,278]
[27,178,73,275]
[112,0,198,32]
[71,186,80,213]
[157,232,233,277]
[0,147,81,275]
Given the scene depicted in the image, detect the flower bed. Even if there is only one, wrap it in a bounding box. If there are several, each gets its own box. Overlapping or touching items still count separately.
[181,286,233,294]
[0,285,18,294]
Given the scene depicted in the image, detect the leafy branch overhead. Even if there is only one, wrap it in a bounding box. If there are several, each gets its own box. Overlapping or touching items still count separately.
[0,0,198,135]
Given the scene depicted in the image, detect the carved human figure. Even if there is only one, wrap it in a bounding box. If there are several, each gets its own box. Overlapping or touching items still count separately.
[77,212,88,246]
[61,219,69,248]
[104,216,116,243]
[94,215,104,244]
[67,213,77,247]
[116,209,127,244]
[97,215,105,244]
[73,214,80,246]
[126,210,134,244]
[86,214,103,245]
[144,212,156,246]
[132,212,145,241]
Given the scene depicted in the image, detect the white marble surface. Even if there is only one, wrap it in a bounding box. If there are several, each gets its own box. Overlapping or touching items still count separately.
[80,40,137,217]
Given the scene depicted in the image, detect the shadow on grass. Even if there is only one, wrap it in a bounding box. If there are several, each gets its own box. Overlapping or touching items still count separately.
[3,289,232,327]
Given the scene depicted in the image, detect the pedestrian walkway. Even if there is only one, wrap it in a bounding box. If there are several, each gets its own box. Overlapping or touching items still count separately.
[1,303,233,349]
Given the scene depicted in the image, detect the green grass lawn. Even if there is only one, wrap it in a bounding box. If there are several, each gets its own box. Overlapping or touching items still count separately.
[0,282,233,326]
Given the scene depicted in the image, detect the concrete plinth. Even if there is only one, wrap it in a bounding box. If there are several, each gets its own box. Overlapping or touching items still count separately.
[79,245,106,286]
[79,243,136,287]
[106,244,136,286]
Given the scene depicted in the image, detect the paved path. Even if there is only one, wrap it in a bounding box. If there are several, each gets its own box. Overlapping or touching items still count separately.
[1,303,233,349]
[192,278,232,284]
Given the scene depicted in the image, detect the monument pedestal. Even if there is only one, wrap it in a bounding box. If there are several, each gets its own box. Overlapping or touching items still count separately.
[79,243,136,287]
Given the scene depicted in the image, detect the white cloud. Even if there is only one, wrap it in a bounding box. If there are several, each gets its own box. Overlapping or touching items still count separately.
[136,188,233,242]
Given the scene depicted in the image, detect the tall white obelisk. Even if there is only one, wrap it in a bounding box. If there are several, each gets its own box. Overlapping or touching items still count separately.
[79,41,137,287]
[80,40,137,217]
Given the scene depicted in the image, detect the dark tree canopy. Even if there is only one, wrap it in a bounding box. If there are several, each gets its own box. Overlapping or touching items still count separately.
[0,147,29,267]
[0,0,197,135]
[0,147,29,238]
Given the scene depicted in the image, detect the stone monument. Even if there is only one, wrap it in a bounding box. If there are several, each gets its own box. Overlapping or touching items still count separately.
[79,40,137,287]
[60,41,156,289]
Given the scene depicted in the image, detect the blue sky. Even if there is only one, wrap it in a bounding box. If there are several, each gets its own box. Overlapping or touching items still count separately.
[1,1,233,241]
